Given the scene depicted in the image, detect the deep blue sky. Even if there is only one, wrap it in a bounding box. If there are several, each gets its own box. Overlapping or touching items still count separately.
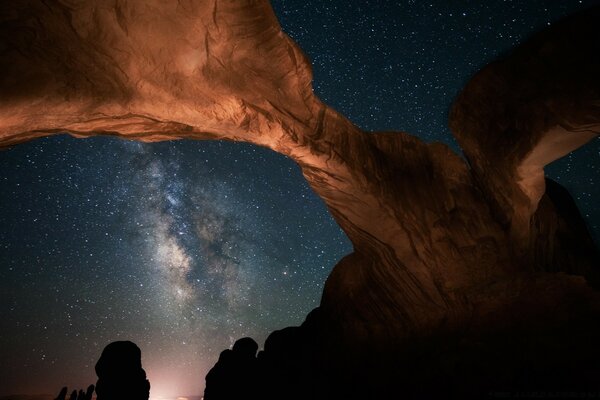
[0,0,598,396]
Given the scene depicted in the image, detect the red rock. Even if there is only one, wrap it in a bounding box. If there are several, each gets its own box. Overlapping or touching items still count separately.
[1,3,599,393]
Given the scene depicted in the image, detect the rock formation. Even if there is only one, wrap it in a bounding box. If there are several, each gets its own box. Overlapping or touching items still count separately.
[204,337,259,400]
[1,1,599,397]
[95,341,150,400]
[53,385,94,400]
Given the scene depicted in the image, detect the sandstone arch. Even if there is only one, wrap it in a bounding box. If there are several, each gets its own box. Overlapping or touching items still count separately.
[1,3,599,393]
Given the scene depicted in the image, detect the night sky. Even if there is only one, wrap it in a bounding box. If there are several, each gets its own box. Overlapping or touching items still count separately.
[1,0,598,397]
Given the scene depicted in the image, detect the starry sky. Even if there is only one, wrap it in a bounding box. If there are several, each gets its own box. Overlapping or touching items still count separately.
[1,0,598,397]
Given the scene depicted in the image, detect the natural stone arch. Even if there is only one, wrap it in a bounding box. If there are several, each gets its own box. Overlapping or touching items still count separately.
[1,0,599,347]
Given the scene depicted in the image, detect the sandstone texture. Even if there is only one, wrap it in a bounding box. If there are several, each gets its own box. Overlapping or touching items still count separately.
[1,1,599,397]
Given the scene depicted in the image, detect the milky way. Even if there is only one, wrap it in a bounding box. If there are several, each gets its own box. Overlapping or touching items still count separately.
[0,136,350,396]
[1,0,598,397]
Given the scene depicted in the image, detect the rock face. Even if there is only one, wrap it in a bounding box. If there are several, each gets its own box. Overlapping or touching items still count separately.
[449,9,600,247]
[0,1,599,397]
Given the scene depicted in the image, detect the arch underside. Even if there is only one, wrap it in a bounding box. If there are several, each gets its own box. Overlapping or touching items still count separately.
[1,0,599,338]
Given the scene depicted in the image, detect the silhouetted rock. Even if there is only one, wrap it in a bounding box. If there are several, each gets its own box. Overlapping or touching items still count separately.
[95,341,150,400]
[231,337,258,359]
[204,337,258,400]
[53,387,67,400]
[53,385,93,400]
[77,387,93,400]
[211,300,600,399]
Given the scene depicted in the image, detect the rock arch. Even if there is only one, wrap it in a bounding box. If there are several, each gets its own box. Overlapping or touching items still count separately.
[1,2,599,395]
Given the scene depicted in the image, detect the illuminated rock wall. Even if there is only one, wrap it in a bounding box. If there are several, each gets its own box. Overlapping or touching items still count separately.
[0,0,598,352]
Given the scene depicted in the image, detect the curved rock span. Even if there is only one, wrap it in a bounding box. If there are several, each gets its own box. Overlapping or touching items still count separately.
[1,1,599,397]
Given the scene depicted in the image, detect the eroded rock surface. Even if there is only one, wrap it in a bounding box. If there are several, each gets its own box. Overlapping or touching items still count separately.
[449,9,600,242]
[1,1,599,397]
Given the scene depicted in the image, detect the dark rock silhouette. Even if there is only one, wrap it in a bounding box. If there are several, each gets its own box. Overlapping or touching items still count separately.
[208,304,600,400]
[205,308,374,400]
[95,341,150,400]
[53,386,94,400]
[204,338,259,400]
[52,341,150,400]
